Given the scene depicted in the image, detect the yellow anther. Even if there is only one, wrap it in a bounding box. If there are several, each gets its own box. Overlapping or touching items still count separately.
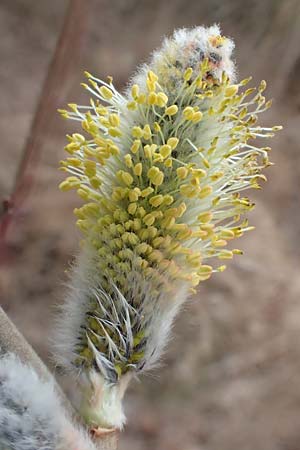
[61,157,82,168]
[165,105,178,116]
[133,218,142,231]
[177,226,192,240]
[192,111,203,123]
[177,202,187,217]
[127,101,137,110]
[153,153,164,163]
[156,92,168,107]
[133,163,143,177]
[148,70,158,82]
[198,265,213,280]
[167,137,179,149]
[213,239,227,247]
[245,87,256,96]
[132,126,144,138]
[131,84,139,99]
[64,142,80,154]
[108,128,122,137]
[218,250,233,260]
[131,139,141,154]
[73,133,85,143]
[143,213,156,226]
[190,177,200,186]
[164,207,177,218]
[183,106,194,120]
[95,106,108,115]
[99,86,113,100]
[180,184,198,198]
[141,186,154,197]
[190,274,201,287]
[114,209,128,222]
[138,206,146,218]
[137,94,147,104]
[184,67,193,81]
[218,229,235,240]
[225,85,239,97]
[186,254,202,269]
[147,167,164,186]
[124,231,139,246]
[77,188,90,200]
[163,195,174,206]
[164,158,172,168]
[160,144,172,159]
[202,158,211,169]
[117,170,133,186]
[57,109,69,119]
[148,250,163,263]
[153,171,164,186]
[143,124,152,140]
[210,171,224,182]
[153,122,161,132]
[68,103,78,112]
[114,227,124,240]
[232,249,243,255]
[192,229,208,239]
[148,92,157,105]
[109,113,120,127]
[124,154,133,168]
[119,248,134,260]
[149,195,163,207]
[192,168,206,178]
[109,144,120,156]
[99,117,110,127]
[152,236,164,248]
[82,118,98,135]
[90,176,101,189]
[128,188,140,202]
[59,176,81,191]
[177,167,188,179]
[161,216,176,229]
[198,212,213,223]
[128,202,137,215]
[138,229,148,240]
[258,80,267,92]
[112,187,126,201]
[143,145,151,159]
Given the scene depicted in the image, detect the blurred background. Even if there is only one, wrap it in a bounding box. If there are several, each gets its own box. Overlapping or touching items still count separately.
[1,1,300,449]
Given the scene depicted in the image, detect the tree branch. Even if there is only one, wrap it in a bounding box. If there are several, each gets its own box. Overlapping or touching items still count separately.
[0,0,89,245]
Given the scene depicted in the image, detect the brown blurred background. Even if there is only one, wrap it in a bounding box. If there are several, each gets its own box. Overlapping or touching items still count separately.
[1,1,300,449]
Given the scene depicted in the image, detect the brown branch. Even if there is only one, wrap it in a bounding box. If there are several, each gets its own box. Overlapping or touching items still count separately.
[0,0,89,244]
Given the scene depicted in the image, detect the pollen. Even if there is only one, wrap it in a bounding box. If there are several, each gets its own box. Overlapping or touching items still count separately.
[99,86,113,100]
[165,105,178,116]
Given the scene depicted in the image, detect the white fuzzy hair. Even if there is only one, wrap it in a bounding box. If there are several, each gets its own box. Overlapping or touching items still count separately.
[133,24,236,93]
[53,246,189,428]
[0,353,96,450]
